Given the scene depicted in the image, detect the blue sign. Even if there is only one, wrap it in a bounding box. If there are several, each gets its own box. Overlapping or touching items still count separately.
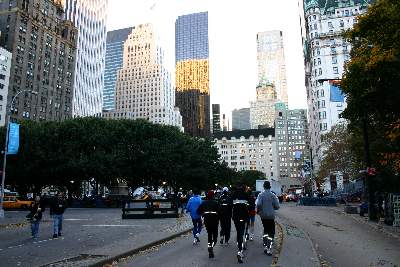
[7,122,19,155]
[330,84,345,102]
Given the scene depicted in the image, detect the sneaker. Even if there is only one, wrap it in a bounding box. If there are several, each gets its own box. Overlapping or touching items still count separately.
[249,234,254,241]
[237,251,244,263]
[193,238,197,245]
[220,237,224,245]
[264,247,272,256]
[195,233,200,243]
[58,232,62,237]
[208,246,214,258]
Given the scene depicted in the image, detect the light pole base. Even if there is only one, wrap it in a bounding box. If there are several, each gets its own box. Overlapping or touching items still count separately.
[0,208,4,219]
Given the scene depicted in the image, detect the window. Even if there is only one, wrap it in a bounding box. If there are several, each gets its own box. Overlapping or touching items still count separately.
[0,83,4,89]
[333,67,339,74]
[328,22,333,28]
[340,20,344,27]
[318,68,322,75]
[0,74,5,80]
[322,100,326,108]
[332,56,337,64]
[321,89,325,97]
[318,58,321,65]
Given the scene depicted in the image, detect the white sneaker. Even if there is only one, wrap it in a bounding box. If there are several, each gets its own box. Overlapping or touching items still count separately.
[195,233,200,243]
[237,251,244,263]
[193,238,197,245]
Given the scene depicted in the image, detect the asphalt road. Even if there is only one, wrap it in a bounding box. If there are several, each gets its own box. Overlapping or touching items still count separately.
[277,203,400,267]
[0,208,191,267]
[119,216,274,267]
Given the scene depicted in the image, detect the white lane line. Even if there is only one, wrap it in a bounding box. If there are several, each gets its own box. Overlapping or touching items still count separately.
[82,225,142,227]
[64,218,91,221]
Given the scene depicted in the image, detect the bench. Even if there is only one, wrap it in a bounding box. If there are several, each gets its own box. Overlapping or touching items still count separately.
[122,199,179,219]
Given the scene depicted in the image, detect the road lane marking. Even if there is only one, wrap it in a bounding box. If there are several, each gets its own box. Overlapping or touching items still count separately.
[64,218,91,221]
[82,224,142,227]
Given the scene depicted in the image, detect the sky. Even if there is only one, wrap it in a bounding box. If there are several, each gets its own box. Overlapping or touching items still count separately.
[107,0,308,122]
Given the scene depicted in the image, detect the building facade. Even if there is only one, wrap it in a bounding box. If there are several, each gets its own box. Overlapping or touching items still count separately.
[213,128,278,179]
[0,47,11,126]
[212,104,221,134]
[175,12,210,137]
[232,108,251,130]
[250,82,278,129]
[0,0,77,122]
[275,102,309,191]
[103,24,182,129]
[103,27,133,111]
[257,30,288,105]
[302,0,372,169]
[64,0,108,117]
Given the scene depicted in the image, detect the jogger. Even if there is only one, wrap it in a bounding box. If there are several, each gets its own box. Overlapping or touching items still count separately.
[186,189,203,244]
[218,187,232,244]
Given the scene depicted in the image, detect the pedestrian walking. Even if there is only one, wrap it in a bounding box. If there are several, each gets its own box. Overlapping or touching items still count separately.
[218,186,232,245]
[186,189,203,245]
[231,183,250,263]
[26,196,44,239]
[50,192,67,238]
[246,187,257,241]
[197,190,220,258]
[256,180,280,256]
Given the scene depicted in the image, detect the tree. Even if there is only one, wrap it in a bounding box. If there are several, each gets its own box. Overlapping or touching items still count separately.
[341,0,400,191]
[318,123,362,181]
[236,170,266,189]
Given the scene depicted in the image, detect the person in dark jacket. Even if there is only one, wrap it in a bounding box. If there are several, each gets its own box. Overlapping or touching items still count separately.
[246,187,257,241]
[231,184,250,263]
[197,190,220,258]
[218,187,232,244]
[256,181,280,255]
[50,193,67,238]
[27,196,44,239]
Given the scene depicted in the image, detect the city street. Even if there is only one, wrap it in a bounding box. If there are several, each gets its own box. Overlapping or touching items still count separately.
[0,208,191,267]
[277,203,400,267]
[119,216,275,267]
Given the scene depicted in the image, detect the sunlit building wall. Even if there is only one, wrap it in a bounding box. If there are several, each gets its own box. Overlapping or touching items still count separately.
[250,82,278,129]
[257,30,288,105]
[65,0,108,117]
[175,12,210,137]
[302,0,372,170]
[103,24,182,129]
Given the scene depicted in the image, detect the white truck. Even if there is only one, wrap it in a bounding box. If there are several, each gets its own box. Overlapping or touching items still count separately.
[256,180,283,198]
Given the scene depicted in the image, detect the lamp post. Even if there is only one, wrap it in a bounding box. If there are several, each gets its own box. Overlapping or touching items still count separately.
[0,90,38,219]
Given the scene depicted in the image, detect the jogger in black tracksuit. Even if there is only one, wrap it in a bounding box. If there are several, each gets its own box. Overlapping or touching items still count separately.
[231,184,250,263]
[218,187,232,244]
[197,190,220,258]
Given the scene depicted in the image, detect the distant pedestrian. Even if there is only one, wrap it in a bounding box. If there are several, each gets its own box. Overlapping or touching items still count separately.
[50,192,67,238]
[186,189,203,245]
[197,190,220,258]
[218,186,232,244]
[256,181,279,256]
[27,196,44,239]
[231,183,250,263]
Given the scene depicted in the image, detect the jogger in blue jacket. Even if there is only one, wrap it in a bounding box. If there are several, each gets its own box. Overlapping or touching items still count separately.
[186,189,203,244]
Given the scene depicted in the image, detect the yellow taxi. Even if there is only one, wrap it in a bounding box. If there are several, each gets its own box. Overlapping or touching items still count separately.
[3,193,32,210]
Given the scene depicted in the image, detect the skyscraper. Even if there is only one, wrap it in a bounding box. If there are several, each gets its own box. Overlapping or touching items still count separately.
[302,0,372,170]
[257,30,288,105]
[103,24,182,129]
[232,108,251,130]
[0,47,11,126]
[103,27,133,111]
[64,0,108,117]
[212,104,221,134]
[250,82,278,129]
[175,12,210,137]
[0,0,77,122]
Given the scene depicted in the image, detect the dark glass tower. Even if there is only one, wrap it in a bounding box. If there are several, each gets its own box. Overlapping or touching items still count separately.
[103,27,133,111]
[212,104,221,134]
[175,12,210,137]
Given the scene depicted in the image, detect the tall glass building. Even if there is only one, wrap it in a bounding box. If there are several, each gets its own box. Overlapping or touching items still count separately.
[175,12,210,137]
[257,30,288,105]
[103,27,133,111]
[64,0,108,117]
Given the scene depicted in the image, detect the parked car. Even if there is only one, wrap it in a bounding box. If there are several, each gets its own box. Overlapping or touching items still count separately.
[3,194,32,210]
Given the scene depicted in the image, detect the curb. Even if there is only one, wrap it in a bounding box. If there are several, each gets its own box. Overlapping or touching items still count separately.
[330,207,400,241]
[0,221,28,229]
[88,227,193,267]
[271,221,284,267]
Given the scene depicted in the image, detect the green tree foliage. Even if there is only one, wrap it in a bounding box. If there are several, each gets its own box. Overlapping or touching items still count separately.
[236,170,266,189]
[1,118,230,195]
[341,0,400,190]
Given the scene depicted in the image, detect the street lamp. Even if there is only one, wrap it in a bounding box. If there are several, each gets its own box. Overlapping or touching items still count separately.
[0,90,38,219]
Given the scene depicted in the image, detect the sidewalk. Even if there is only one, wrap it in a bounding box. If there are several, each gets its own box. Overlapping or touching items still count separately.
[275,215,321,267]
[330,204,400,240]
